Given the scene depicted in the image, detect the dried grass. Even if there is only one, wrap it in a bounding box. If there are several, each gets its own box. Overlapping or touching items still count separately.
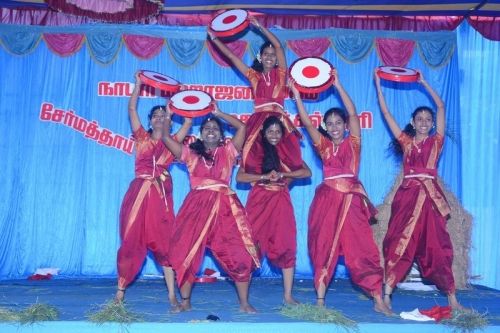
[0,307,19,322]
[17,303,59,324]
[88,300,143,324]
[280,303,358,332]
[442,308,489,333]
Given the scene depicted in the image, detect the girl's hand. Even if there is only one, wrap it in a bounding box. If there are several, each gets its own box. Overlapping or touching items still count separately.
[134,71,142,85]
[249,16,261,29]
[288,78,300,97]
[330,68,339,87]
[268,170,282,182]
[416,70,426,84]
[165,104,173,119]
[373,68,381,86]
[211,101,221,117]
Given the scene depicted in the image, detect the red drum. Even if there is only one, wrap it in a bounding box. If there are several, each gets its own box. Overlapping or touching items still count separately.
[138,70,181,93]
[376,66,420,83]
[210,9,249,38]
[169,90,214,118]
[289,57,334,93]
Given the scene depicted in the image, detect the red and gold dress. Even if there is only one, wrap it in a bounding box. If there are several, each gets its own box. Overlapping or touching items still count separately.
[117,127,175,289]
[245,177,297,269]
[383,133,455,293]
[242,67,303,175]
[170,141,260,288]
[308,134,383,296]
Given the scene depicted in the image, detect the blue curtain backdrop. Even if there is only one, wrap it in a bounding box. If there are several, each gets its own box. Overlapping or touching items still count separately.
[457,22,500,290]
[0,22,496,290]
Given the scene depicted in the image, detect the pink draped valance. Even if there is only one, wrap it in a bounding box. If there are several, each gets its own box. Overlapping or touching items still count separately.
[376,38,415,67]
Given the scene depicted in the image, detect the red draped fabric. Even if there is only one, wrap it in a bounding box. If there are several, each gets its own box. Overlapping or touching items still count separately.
[123,34,164,59]
[376,38,415,67]
[287,38,331,57]
[467,16,500,41]
[2,8,499,41]
[43,33,84,56]
[45,0,162,23]
[206,39,247,67]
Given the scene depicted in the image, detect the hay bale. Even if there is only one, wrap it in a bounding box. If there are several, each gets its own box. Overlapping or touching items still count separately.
[372,172,472,290]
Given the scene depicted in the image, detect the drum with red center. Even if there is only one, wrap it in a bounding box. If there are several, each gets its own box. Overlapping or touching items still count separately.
[289,57,334,94]
[169,90,214,118]
[138,70,181,93]
[210,9,249,38]
[376,66,420,83]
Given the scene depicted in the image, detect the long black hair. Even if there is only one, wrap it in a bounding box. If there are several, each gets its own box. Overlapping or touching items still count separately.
[189,116,225,161]
[147,105,165,134]
[261,116,285,174]
[251,41,274,73]
[318,107,348,140]
[389,106,435,156]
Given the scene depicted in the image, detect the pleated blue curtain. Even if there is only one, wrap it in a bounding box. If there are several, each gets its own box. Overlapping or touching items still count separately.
[457,22,500,290]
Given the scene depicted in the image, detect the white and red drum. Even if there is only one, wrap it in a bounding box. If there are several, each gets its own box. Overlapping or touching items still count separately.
[138,70,181,93]
[210,9,249,38]
[169,90,214,118]
[376,66,420,83]
[289,57,334,94]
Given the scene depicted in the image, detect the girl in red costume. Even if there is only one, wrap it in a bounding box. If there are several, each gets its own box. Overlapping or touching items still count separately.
[208,16,302,176]
[116,72,192,312]
[291,69,392,315]
[163,102,260,313]
[374,70,463,310]
[236,115,311,305]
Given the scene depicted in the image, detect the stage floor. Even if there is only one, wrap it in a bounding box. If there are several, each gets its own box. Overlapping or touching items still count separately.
[1,277,499,333]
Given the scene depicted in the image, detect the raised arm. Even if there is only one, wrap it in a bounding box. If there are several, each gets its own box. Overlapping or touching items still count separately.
[288,79,322,145]
[374,70,402,138]
[172,114,193,143]
[418,71,445,136]
[208,29,249,75]
[128,72,142,132]
[161,105,185,159]
[249,16,286,70]
[212,102,246,151]
[332,69,360,137]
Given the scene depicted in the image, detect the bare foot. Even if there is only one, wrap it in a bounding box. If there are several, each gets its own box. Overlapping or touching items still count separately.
[180,298,192,312]
[448,294,466,311]
[239,302,257,313]
[383,294,392,310]
[169,298,182,313]
[374,298,394,316]
[316,298,325,307]
[114,289,125,304]
[283,296,300,305]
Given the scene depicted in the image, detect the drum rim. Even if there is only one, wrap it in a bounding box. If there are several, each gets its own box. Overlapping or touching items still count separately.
[138,70,181,93]
[376,66,419,83]
[210,9,249,37]
[169,89,214,118]
[289,56,334,93]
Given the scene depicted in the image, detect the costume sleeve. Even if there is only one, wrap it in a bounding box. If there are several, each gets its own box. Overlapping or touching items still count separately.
[397,132,412,153]
[246,68,259,91]
[132,126,148,144]
[226,140,239,163]
[313,135,330,161]
[349,134,361,156]
[180,144,195,166]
